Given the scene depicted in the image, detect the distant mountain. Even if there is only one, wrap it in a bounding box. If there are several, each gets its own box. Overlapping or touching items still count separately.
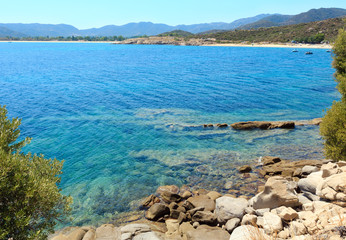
[240,8,346,29]
[0,23,79,37]
[0,26,26,38]
[0,14,271,37]
[0,8,345,38]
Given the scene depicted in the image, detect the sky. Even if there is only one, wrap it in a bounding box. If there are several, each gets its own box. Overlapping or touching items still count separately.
[1,0,346,29]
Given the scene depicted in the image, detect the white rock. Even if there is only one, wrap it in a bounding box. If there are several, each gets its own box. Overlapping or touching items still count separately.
[250,176,300,209]
[214,196,248,223]
[254,208,270,216]
[261,212,283,234]
[229,225,270,240]
[301,166,319,175]
[133,232,162,240]
[290,221,307,236]
[274,206,298,221]
[225,218,240,233]
[316,172,346,201]
[298,171,323,194]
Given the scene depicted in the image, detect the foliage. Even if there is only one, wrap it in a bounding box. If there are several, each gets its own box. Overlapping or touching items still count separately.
[158,30,194,37]
[294,33,325,44]
[195,17,344,43]
[0,105,72,239]
[320,29,346,161]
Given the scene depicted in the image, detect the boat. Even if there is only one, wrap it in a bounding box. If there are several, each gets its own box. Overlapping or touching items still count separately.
[305,51,313,55]
[292,49,298,52]
[326,50,331,53]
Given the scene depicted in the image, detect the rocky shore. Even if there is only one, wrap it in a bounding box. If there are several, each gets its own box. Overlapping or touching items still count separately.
[50,157,346,240]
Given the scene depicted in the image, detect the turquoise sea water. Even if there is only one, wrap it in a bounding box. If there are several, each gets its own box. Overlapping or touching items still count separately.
[0,43,338,226]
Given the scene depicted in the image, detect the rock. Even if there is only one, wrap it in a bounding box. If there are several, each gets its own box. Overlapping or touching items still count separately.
[187,206,205,216]
[225,218,240,233]
[132,232,162,240]
[262,156,281,166]
[141,194,160,208]
[238,165,252,173]
[231,121,294,130]
[224,181,234,190]
[321,162,342,178]
[216,123,228,128]
[120,224,151,238]
[179,222,194,236]
[316,172,346,201]
[181,200,195,211]
[161,191,181,203]
[95,224,120,240]
[278,228,290,239]
[82,230,96,240]
[192,211,217,225]
[229,225,270,240]
[206,191,222,201]
[51,234,68,240]
[254,208,270,216]
[244,207,255,215]
[298,193,312,205]
[192,222,199,228]
[290,221,307,236]
[250,176,300,209]
[165,219,180,237]
[181,191,192,199]
[67,228,87,240]
[273,206,298,221]
[185,225,230,240]
[241,214,257,225]
[298,171,323,194]
[301,165,319,175]
[259,212,283,234]
[214,196,248,223]
[187,195,215,212]
[156,185,180,195]
[145,203,169,221]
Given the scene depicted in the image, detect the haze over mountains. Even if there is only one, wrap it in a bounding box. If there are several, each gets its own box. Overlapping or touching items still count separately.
[0,8,345,38]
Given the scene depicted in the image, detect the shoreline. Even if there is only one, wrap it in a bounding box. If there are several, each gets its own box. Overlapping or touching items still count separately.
[0,40,332,49]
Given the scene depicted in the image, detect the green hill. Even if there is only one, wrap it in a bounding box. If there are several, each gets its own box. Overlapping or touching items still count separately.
[197,17,345,43]
[157,30,194,37]
[241,8,346,29]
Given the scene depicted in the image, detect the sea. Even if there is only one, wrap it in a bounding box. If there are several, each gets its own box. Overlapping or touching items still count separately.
[0,42,339,226]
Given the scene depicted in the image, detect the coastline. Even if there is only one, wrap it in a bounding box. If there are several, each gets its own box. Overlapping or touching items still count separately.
[1,40,332,49]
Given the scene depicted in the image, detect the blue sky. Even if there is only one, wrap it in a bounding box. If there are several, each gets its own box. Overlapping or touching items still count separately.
[1,0,346,29]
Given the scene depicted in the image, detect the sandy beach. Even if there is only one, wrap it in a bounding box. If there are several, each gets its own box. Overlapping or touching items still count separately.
[206,43,332,49]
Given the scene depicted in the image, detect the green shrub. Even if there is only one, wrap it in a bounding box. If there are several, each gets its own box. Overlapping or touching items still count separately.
[0,105,72,239]
[320,29,346,161]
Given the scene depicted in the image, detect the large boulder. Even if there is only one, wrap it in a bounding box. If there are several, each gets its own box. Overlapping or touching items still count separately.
[145,203,169,221]
[250,176,300,209]
[185,225,230,240]
[214,196,248,223]
[298,171,323,194]
[316,172,346,201]
[187,195,215,212]
[95,224,120,240]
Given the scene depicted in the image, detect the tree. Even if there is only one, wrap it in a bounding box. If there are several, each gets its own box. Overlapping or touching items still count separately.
[0,105,72,239]
[320,29,346,161]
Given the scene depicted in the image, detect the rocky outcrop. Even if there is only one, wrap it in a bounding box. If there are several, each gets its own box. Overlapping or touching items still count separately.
[231,121,295,130]
[250,176,301,209]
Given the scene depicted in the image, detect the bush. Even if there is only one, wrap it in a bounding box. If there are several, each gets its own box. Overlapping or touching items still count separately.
[320,29,346,161]
[0,105,72,239]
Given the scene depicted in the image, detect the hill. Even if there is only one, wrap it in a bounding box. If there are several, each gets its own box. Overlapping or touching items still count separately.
[241,8,346,29]
[157,30,194,37]
[0,26,26,38]
[197,17,345,43]
[0,14,272,37]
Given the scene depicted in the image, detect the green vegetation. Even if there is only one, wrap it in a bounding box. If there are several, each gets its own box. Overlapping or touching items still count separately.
[196,17,344,43]
[0,106,72,239]
[294,33,325,44]
[0,35,126,41]
[158,30,194,37]
[320,28,346,161]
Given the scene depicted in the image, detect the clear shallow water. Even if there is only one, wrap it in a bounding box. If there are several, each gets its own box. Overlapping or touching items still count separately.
[0,42,338,226]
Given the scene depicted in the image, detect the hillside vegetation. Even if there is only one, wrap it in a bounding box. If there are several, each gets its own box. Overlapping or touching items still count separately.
[197,17,345,43]
[241,8,346,29]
